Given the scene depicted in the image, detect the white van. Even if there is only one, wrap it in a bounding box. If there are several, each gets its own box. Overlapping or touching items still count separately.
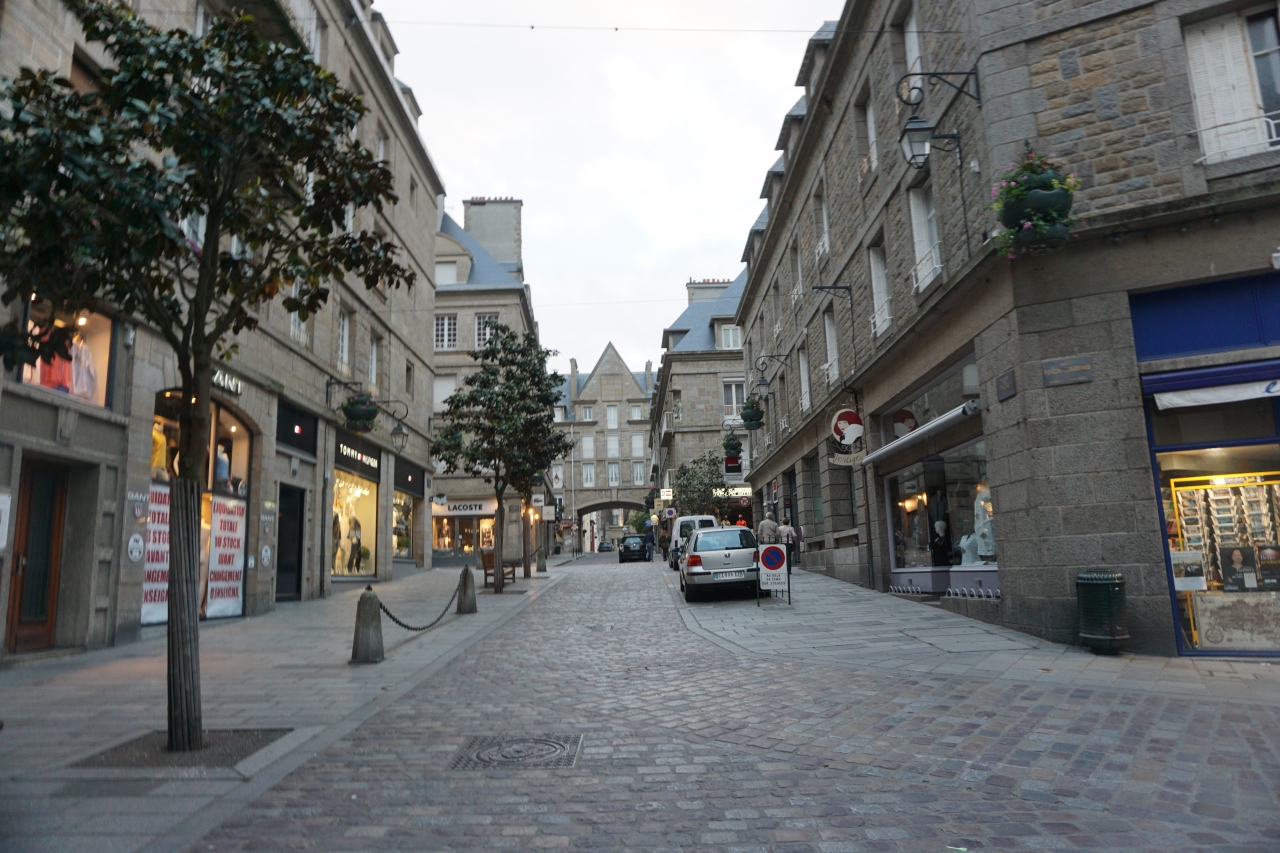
[668,515,718,570]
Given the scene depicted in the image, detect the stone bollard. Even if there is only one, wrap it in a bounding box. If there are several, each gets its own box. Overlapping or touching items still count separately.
[457,565,477,614]
[350,586,385,664]
[537,546,547,574]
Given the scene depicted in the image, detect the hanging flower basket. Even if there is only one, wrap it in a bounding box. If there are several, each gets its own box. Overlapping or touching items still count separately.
[990,151,1080,257]
[740,398,765,431]
[340,392,380,429]
[722,433,743,456]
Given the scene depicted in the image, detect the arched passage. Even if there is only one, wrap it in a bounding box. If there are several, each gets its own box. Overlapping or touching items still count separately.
[573,499,648,553]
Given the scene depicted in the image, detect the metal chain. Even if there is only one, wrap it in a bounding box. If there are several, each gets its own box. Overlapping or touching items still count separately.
[377,574,463,633]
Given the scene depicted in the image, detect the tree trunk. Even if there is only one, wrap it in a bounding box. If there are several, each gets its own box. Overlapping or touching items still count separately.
[493,487,505,594]
[167,354,213,751]
[167,475,204,751]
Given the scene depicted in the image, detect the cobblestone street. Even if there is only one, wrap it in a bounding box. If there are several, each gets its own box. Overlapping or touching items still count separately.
[183,555,1279,853]
[3,555,1280,851]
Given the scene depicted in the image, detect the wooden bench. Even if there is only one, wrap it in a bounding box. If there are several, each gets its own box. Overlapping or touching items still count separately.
[480,549,517,588]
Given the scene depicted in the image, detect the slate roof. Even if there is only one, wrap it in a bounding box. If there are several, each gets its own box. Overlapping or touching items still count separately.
[662,269,747,354]
[760,154,784,199]
[796,21,838,86]
[741,205,769,263]
[776,95,807,151]
[438,213,522,289]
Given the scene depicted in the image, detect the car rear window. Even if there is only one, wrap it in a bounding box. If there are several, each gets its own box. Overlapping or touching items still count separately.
[699,519,715,528]
[623,536,643,545]
[679,522,695,538]
[695,530,757,551]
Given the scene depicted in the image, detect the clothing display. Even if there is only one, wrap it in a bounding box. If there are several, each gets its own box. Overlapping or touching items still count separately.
[151,423,169,481]
[39,355,71,393]
[69,335,97,401]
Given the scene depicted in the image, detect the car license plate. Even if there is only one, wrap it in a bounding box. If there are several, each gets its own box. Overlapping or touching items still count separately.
[713,570,745,580]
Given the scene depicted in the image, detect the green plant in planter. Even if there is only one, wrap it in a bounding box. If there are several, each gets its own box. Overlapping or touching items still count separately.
[340,392,379,432]
[990,150,1081,257]
[722,433,744,456]
[740,397,765,430]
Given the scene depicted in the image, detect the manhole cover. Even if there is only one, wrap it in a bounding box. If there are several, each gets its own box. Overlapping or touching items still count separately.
[450,735,581,770]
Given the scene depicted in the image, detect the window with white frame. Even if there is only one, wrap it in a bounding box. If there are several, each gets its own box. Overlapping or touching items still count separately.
[554,406,566,422]
[580,434,595,458]
[435,261,458,284]
[434,314,457,350]
[723,380,745,417]
[607,462,620,486]
[582,462,595,487]
[1185,11,1280,164]
[863,97,878,172]
[630,434,643,457]
[606,434,619,458]
[790,241,803,301]
[904,8,922,75]
[432,374,456,413]
[195,2,213,36]
[632,462,645,485]
[376,129,388,164]
[869,245,891,335]
[475,313,498,347]
[798,347,812,410]
[908,186,942,290]
[813,185,830,256]
[606,404,619,429]
[630,403,642,421]
[289,283,310,348]
[581,406,593,421]
[369,334,381,386]
[721,325,741,349]
[823,310,839,383]
[344,203,355,234]
[337,309,351,370]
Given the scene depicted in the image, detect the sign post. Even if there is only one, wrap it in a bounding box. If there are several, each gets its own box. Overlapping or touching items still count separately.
[758,543,790,606]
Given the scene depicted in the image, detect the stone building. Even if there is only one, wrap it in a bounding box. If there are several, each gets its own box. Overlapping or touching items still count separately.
[650,273,754,526]
[430,201,542,568]
[0,0,442,660]
[556,346,655,551]
[737,0,1280,656]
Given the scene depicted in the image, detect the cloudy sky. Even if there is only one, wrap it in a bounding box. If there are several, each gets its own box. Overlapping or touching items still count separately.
[373,0,842,375]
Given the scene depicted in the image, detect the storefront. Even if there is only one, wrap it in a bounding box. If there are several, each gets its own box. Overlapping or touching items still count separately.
[274,399,318,602]
[431,497,497,565]
[393,456,427,567]
[143,391,252,624]
[1134,274,1280,655]
[332,430,381,580]
[863,356,990,595]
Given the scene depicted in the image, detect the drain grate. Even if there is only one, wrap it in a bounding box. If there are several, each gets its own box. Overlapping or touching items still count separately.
[449,735,582,770]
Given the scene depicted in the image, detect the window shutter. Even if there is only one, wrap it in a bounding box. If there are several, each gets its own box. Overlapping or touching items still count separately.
[1186,16,1264,162]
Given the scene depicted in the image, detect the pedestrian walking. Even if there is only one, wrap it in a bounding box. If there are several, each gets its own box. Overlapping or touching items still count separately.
[757,512,779,545]
[659,530,670,562]
[643,528,655,561]
[778,517,797,572]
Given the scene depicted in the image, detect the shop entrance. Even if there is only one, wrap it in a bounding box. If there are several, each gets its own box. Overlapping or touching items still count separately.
[5,461,68,653]
[276,485,305,601]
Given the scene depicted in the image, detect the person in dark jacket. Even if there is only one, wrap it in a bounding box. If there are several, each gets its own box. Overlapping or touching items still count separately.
[643,529,656,561]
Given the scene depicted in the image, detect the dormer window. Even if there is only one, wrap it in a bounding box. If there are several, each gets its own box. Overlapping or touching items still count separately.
[721,325,741,349]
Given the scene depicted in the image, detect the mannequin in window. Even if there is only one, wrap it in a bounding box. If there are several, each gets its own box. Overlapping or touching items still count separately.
[347,515,363,573]
[214,443,231,494]
[332,512,344,573]
[39,351,71,393]
[69,330,97,401]
[151,422,169,481]
[973,484,995,562]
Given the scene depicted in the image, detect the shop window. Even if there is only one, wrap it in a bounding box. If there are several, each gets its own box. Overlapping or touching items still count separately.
[393,493,414,560]
[21,302,113,408]
[888,440,994,570]
[1148,397,1276,446]
[332,469,377,577]
[145,395,251,624]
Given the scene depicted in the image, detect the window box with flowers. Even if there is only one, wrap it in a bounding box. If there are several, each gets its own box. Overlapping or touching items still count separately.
[990,151,1080,256]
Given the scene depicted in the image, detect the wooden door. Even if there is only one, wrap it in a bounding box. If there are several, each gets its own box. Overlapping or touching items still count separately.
[6,461,68,653]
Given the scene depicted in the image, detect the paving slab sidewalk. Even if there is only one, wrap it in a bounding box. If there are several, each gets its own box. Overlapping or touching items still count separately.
[0,565,564,853]
[672,565,1280,702]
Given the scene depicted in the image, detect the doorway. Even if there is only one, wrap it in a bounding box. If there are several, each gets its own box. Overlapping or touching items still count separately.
[276,485,305,601]
[6,461,68,654]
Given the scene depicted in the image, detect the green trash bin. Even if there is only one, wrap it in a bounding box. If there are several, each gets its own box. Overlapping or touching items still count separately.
[1076,571,1129,654]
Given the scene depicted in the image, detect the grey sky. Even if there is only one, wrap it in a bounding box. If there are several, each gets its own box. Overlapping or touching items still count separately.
[375,0,842,375]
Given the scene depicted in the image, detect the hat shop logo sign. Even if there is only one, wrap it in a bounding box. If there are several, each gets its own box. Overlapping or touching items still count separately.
[830,408,864,467]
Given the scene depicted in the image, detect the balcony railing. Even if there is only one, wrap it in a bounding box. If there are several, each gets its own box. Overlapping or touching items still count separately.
[911,242,943,291]
[1192,112,1280,165]
[822,360,839,387]
[857,146,876,182]
[813,232,830,264]
[660,410,674,446]
[871,299,892,337]
[773,322,782,341]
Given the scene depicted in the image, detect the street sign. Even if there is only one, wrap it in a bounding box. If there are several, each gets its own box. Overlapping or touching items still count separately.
[738,496,751,508]
[660,488,673,500]
[759,545,788,589]
[654,499,664,513]
[664,508,676,518]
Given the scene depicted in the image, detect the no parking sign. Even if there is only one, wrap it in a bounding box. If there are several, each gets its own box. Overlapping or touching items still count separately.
[759,545,788,590]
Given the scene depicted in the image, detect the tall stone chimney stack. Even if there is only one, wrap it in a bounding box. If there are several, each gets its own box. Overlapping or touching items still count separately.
[462,197,524,282]
[569,358,578,405]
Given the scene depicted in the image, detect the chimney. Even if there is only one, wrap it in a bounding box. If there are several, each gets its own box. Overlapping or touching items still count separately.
[686,277,731,305]
[644,360,652,393]
[569,358,578,403]
[462,197,524,282]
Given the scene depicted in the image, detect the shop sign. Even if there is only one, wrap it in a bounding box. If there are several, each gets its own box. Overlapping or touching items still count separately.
[713,485,752,498]
[531,494,545,507]
[432,498,499,517]
[1155,378,1280,411]
[995,369,1017,401]
[832,451,861,467]
[205,496,247,619]
[1042,356,1092,387]
[335,430,381,480]
[653,499,664,513]
[141,483,171,625]
[127,533,145,562]
[830,408,863,446]
[660,488,673,500]
[212,368,244,396]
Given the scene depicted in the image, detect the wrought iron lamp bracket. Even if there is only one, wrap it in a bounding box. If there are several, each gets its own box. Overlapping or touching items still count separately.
[896,69,981,107]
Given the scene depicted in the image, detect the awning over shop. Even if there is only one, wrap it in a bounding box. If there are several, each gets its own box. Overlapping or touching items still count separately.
[1142,357,1280,410]
[862,400,983,468]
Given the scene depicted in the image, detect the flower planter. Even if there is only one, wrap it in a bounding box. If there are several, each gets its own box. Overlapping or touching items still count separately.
[1014,222,1072,252]
[999,188,1073,230]
[723,437,743,456]
[345,419,375,433]
[341,403,379,421]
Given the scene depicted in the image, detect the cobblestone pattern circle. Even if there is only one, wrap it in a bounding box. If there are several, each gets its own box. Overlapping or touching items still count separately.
[449,734,581,770]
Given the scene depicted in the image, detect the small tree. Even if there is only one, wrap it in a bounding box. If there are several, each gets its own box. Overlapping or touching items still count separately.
[435,325,572,591]
[626,510,648,534]
[673,452,731,519]
[0,2,411,751]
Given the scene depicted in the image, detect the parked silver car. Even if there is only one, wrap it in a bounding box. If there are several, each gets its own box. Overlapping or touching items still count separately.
[679,527,759,602]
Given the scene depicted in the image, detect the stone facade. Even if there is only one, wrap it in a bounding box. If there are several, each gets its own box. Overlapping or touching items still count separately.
[0,0,442,661]
[735,0,1280,655]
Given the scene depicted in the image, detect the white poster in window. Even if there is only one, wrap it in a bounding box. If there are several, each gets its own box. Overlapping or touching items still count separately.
[141,483,171,625]
[205,496,246,618]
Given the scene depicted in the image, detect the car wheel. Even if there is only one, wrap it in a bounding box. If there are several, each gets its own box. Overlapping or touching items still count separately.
[683,586,698,603]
